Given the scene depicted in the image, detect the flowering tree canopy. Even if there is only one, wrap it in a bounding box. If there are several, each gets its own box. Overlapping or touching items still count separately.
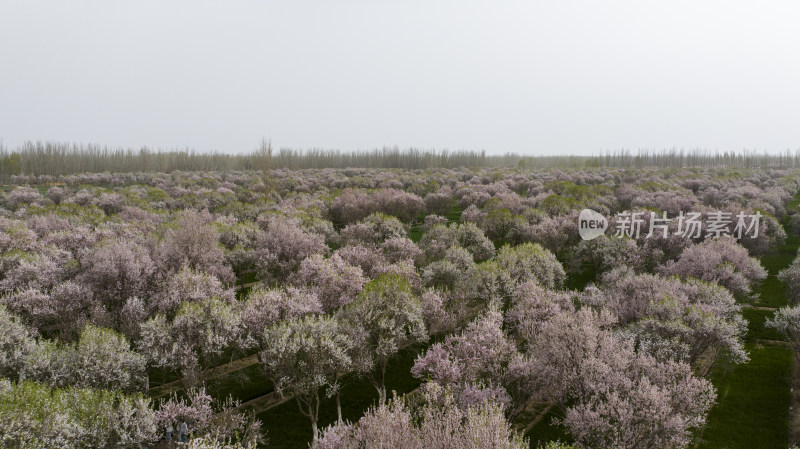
[312,388,527,449]
[259,315,352,440]
[0,379,157,448]
[338,274,427,404]
[659,236,767,297]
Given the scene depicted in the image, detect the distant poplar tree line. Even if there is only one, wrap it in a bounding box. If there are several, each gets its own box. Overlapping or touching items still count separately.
[0,141,798,182]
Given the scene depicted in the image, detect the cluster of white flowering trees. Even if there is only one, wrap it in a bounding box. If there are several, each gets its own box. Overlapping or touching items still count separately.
[0,165,796,448]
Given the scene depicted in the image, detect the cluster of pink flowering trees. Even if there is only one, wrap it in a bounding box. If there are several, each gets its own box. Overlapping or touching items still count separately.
[313,387,528,449]
[0,165,795,448]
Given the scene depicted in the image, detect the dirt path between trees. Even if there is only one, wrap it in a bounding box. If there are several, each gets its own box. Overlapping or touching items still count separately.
[235,281,258,291]
[239,390,291,414]
[149,354,260,398]
[742,304,778,311]
[522,404,554,434]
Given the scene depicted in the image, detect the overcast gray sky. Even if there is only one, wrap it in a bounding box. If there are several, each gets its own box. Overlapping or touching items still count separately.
[1,1,799,155]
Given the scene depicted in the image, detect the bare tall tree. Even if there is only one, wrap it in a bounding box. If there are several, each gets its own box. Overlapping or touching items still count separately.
[256,138,273,199]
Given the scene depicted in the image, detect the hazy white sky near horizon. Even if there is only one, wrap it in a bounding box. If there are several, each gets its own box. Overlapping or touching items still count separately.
[1,1,799,155]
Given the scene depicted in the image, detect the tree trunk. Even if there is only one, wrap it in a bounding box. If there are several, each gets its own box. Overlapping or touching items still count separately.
[309,397,320,442]
[336,392,343,422]
[379,363,387,404]
[311,416,318,442]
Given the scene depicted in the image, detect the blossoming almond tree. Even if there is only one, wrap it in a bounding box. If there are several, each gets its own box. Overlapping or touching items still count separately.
[412,309,535,414]
[529,309,716,449]
[155,209,235,284]
[0,379,158,448]
[766,305,800,360]
[338,274,428,405]
[292,253,366,312]
[238,285,322,351]
[312,387,528,449]
[496,242,566,290]
[778,259,800,304]
[156,387,263,447]
[259,315,352,440]
[659,236,767,297]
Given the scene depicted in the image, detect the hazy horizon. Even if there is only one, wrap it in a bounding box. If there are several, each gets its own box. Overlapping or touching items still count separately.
[2,1,799,155]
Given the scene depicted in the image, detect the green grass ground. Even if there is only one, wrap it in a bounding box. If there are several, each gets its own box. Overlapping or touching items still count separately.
[696,341,792,449]
[565,263,596,291]
[754,231,800,308]
[0,184,51,194]
[697,206,799,448]
[742,308,787,342]
[235,270,259,286]
[524,407,571,446]
[235,285,253,301]
[446,205,463,223]
[407,211,427,242]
